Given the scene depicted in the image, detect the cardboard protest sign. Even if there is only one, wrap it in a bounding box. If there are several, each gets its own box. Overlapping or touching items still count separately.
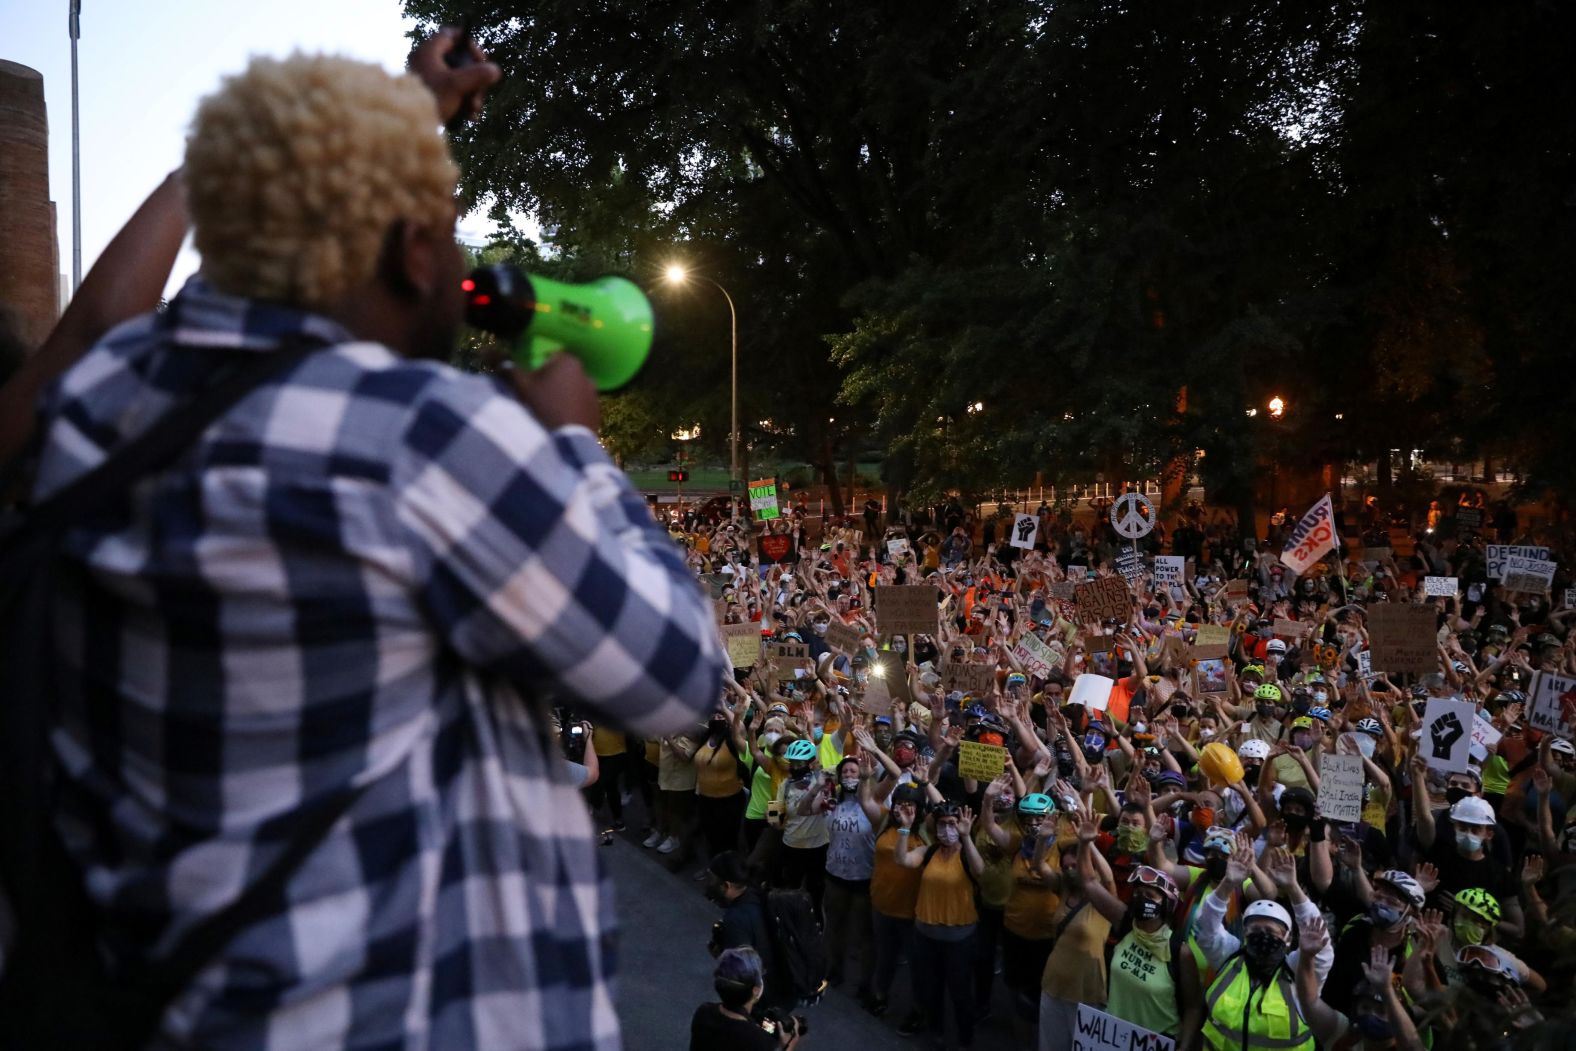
[1070,673,1113,711]
[1153,555,1184,586]
[1529,671,1576,739]
[1192,657,1230,696]
[1423,576,1458,598]
[874,585,939,635]
[1421,698,1477,773]
[957,741,1007,781]
[1224,580,1250,605]
[1456,507,1484,531]
[1281,494,1339,574]
[1272,618,1304,640]
[1366,603,1438,675]
[1013,632,1060,679]
[758,533,794,564]
[886,537,912,557]
[1502,556,1556,594]
[1050,581,1078,601]
[1074,1004,1175,1051]
[1471,712,1503,751]
[858,672,893,714]
[767,641,810,680]
[944,662,997,695]
[1316,754,1365,823]
[1486,544,1550,581]
[1364,546,1392,563]
[823,620,863,657]
[1191,624,1232,660]
[722,622,761,669]
[1075,575,1130,623]
[748,478,780,521]
[1010,513,1040,550]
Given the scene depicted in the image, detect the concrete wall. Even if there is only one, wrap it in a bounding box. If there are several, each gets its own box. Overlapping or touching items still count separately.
[0,59,60,351]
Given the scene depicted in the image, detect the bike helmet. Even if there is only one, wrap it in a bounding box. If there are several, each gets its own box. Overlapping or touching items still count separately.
[1308,706,1332,723]
[1006,672,1028,689]
[1374,870,1426,909]
[1354,718,1384,737]
[1128,864,1180,902]
[1202,827,1236,855]
[1244,899,1293,933]
[1018,793,1055,816]
[780,630,804,643]
[1254,683,1284,703]
[1454,887,1502,925]
[784,739,817,762]
[1238,739,1272,761]
[1450,796,1497,827]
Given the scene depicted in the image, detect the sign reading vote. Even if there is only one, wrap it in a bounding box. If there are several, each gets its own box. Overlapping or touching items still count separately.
[748,478,780,520]
[1074,1005,1175,1051]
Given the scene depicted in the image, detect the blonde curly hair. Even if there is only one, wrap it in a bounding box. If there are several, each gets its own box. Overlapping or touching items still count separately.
[184,53,457,308]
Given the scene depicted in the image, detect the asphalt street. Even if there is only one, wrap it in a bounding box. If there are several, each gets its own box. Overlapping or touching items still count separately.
[603,820,1025,1050]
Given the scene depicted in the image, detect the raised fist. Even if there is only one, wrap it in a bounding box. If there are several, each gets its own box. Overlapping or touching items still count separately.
[1428,712,1464,759]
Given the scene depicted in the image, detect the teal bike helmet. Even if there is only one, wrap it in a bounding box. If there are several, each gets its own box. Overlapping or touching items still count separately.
[1018,793,1055,816]
[784,739,817,762]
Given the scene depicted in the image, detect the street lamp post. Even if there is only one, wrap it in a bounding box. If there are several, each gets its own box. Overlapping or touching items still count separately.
[664,265,739,517]
[68,0,82,293]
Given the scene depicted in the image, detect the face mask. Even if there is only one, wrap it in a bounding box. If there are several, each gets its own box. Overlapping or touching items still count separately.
[1368,903,1405,929]
[1313,691,1329,704]
[789,764,811,780]
[840,776,860,792]
[894,747,916,767]
[1453,919,1488,946]
[1116,826,1148,853]
[1083,745,1106,766]
[1205,856,1228,881]
[1445,786,1469,806]
[874,729,894,749]
[1357,736,1376,759]
[937,825,960,846]
[994,795,1016,812]
[1243,765,1261,786]
[1172,704,1192,718]
[1456,831,1484,855]
[893,641,907,655]
[1353,1012,1394,1042]
[1282,812,1310,833]
[813,621,828,635]
[1133,897,1164,921]
[1243,928,1289,972]
[763,731,782,746]
[1255,703,1274,718]
[1200,727,1216,740]
[1191,807,1215,830]
[1292,732,1314,750]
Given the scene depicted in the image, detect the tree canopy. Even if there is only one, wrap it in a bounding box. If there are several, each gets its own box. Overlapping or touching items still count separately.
[405,0,1576,509]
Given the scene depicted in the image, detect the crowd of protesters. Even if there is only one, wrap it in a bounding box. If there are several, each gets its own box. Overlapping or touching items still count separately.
[600,496,1576,1051]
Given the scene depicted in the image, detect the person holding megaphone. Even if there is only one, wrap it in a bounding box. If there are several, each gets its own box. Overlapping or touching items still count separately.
[0,26,726,1051]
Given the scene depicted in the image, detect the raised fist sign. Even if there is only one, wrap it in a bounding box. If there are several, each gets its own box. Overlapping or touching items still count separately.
[1428,712,1464,760]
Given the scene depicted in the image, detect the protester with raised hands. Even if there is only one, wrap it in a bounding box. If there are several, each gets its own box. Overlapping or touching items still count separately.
[1297,919,1426,1051]
[1036,806,1117,1051]
[1195,832,1333,1050]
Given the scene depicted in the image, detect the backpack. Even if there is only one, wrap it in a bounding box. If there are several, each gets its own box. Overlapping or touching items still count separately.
[763,888,829,1005]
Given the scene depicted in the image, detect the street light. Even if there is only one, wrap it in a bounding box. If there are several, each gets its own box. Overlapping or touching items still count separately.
[664,264,739,510]
[1268,396,1285,419]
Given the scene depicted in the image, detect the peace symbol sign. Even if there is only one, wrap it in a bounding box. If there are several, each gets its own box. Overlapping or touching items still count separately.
[1110,492,1155,539]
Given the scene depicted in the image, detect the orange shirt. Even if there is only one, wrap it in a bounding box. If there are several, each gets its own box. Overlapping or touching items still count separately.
[870,824,925,919]
[914,848,979,928]
[1107,677,1138,725]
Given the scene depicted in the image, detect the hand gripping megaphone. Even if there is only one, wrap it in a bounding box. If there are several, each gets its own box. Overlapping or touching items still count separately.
[462,263,653,391]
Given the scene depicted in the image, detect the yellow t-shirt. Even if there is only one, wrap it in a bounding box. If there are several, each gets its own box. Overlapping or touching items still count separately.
[915,848,978,928]
[592,726,626,758]
[694,740,744,798]
[1003,852,1062,940]
[1041,901,1113,1002]
[871,824,925,919]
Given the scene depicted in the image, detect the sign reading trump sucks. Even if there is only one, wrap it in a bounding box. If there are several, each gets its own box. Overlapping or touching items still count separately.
[1281,494,1339,574]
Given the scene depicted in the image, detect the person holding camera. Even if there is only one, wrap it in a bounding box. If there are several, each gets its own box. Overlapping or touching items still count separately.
[690,948,802,1050]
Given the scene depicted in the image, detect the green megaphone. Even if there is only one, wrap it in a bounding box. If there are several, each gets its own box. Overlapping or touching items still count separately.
[462,263,653,391]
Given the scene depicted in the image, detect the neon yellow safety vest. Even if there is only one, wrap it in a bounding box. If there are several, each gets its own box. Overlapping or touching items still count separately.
[1201,956,1315,1051]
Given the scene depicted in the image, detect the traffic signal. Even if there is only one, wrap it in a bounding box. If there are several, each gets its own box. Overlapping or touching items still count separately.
[668,468,690,482]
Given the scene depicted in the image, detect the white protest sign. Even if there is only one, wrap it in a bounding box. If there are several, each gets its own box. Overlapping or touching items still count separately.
[1074,1004,1175,1051]
[1565,587,1576,610]
[886,537,912,557]
[1281,494,1339,574]
[1316,754,1365,824]
[1010,512,1040,550]
[1153,555,1184,587]
[1421,698,1476,774]
[1502,556,1556,594]
[1070,673,1114,712]
[1529,671,1576,739]
[1357,649,1373,679]
[1110,493,1155,539]
[1423,576,1458,597]
[1486,544,1550,581]
[1471,712,1502,751]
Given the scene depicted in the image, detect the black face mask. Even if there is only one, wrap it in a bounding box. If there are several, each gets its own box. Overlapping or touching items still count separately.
[789,764,811,780]
[1242,765,1262,786]
[1205,856,1228,881]
[1172,704,1192,719]
[1282,812,1310,833]
[1056,750,1077,778]
[1445,786,1470,806]
[1133,897,1165,921]
[1244,928,1289,972]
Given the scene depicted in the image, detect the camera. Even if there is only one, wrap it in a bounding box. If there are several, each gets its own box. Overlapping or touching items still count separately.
[760,1006,808,1040]
[559,713,588,763]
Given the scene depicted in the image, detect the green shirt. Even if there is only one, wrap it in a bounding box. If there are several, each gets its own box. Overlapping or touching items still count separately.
[1106,927,1180,1037]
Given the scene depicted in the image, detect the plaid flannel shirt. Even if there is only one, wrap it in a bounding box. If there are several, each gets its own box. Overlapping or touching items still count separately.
[23,277,727,1049]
